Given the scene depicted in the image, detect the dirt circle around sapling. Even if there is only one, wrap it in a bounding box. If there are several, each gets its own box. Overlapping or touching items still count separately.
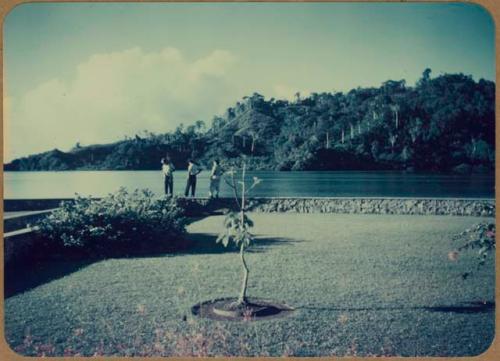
[192,297,295,321]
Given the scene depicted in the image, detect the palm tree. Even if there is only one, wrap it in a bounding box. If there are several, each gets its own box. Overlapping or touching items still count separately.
[390,104,400,129]
[389,134,397,153]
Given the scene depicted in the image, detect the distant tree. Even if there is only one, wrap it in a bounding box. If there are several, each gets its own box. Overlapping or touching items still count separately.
[194,120,206,134]
[390,104,400,129]
[389,134,397,153]
[408,118,422,144]
[417,68,432,87]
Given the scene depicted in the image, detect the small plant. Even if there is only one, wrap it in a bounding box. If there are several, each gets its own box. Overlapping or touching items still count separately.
[37,187,187,258]
[449,222,495,279]
[217,163,261,306]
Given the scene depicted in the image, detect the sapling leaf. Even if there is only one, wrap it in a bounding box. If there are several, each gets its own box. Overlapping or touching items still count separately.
[244,215,254,228]
[216,233,225,244]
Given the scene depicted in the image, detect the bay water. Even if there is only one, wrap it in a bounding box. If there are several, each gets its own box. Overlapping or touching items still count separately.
[3,171,494,199]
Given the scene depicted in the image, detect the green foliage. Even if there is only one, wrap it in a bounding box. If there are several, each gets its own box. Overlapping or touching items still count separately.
[5,71,495,172]
[216,211,254,248]
[36,188,187,258]
[449,223,495,279]
[216,170,260,249]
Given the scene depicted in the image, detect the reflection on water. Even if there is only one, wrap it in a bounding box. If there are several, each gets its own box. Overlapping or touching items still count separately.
[3,170,494,199]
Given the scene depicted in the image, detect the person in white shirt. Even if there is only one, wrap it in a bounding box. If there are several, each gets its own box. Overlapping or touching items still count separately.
[209,159,223,198]
[184,159,201,197]
[161,158,175,195]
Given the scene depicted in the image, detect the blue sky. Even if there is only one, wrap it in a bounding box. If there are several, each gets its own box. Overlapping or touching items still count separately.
[4,2,495,160]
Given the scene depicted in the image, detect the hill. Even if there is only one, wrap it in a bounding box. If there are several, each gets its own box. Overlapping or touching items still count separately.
[4,70,495,173]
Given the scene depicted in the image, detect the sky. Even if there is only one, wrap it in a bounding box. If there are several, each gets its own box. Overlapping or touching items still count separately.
[3,2,495,161]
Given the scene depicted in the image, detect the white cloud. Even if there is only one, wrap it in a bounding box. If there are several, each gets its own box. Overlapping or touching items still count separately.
[4,47,238,161]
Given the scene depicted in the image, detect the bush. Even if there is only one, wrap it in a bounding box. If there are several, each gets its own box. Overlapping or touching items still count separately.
[449,222,495,279]
[36,188,188,258]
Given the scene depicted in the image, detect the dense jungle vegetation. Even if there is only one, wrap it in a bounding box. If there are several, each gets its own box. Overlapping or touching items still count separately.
[5,70,494,173]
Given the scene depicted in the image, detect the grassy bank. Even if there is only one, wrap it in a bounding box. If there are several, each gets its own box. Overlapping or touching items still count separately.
[5,214,495,356]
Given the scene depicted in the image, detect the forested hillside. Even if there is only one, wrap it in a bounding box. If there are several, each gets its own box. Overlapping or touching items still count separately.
[5,70,495,173]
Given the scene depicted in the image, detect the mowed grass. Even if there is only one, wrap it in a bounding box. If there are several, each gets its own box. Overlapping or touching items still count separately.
[5,214,495,356]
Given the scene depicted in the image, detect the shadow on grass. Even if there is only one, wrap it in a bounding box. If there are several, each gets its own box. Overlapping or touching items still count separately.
[424,301,495,314]
[5,231,297,298]
[179,233,301,255]
[300,301,495,314]
[5,260,94,299]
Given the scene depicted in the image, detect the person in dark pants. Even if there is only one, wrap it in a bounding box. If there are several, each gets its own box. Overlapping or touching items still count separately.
[184,159,201,197]
[161,158,175,195]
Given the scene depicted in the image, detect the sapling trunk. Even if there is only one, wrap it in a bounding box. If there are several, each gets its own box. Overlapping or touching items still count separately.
[238,241,249,304]
[237,163,249,305]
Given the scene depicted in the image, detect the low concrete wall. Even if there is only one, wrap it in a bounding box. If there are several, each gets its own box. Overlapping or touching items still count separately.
[4,210,54,233]
[4,197,495,217]
[4,199,75,212]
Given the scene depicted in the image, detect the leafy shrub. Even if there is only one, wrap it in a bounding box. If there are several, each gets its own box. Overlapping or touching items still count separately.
[37,188,187,258]
[449,222,495,279]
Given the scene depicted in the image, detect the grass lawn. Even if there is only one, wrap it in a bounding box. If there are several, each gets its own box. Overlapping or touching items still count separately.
[4,213,495,356]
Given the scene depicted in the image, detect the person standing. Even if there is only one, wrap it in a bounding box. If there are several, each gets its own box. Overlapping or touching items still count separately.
[184,159,201,197]
[209,159,223,198]
[161,158,175,196]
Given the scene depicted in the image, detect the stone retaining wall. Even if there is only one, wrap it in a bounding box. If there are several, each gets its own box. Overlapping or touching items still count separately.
[179,198,495,217]
[5,197,495,217]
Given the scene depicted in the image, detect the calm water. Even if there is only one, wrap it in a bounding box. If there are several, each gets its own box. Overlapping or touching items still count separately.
[3,171,494,199]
